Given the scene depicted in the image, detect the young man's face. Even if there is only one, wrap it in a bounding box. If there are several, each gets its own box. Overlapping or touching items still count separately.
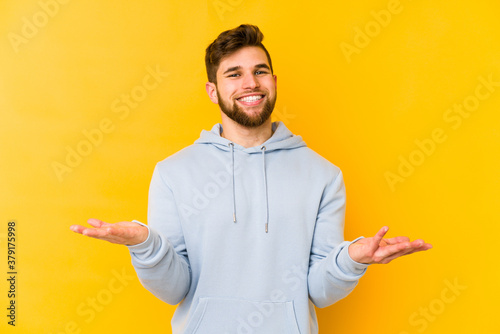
[206,46,277,127]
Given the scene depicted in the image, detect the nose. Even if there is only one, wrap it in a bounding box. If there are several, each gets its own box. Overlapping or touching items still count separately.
[242,73,260,90]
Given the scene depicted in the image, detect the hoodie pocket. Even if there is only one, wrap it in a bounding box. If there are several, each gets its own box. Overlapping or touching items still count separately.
[184,297,301,334]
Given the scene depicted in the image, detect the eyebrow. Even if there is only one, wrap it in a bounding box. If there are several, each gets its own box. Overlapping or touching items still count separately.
[222,63,271,75]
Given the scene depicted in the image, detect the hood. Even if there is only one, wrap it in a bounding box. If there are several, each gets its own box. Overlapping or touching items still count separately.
[194,121,306,233]
[194,121,306,153]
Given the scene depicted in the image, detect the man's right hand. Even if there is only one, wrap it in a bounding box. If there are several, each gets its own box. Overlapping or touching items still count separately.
[70,218,149,246]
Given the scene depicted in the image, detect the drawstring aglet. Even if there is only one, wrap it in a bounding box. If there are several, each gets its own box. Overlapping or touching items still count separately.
[233,213,236,223]
[265,223,268,233]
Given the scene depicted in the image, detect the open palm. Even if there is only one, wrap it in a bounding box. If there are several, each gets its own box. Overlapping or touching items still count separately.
[348,226,432,264]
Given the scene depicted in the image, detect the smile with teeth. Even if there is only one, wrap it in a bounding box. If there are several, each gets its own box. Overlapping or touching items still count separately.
[237,95,264,103]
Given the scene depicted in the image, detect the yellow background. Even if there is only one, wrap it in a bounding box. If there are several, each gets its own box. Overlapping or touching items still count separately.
[1,0,499,333]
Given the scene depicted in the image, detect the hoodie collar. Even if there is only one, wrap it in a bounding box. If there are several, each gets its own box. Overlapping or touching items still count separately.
[194,121,307,153]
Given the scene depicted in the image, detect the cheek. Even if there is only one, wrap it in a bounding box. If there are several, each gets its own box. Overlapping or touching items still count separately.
[221,87,237,100]
[262,80,276,92]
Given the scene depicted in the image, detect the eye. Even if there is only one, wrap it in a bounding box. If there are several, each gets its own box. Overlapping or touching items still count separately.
[227,73,240,78]
[255,70,268,75]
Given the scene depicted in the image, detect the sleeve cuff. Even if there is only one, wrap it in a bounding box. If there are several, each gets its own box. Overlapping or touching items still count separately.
[337,237,370,276]
[127,220,153,251]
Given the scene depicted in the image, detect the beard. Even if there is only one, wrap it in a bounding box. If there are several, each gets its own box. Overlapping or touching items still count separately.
[217,89,277,128]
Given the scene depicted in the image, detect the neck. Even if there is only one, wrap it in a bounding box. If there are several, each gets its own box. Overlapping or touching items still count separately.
[220,115,273,148]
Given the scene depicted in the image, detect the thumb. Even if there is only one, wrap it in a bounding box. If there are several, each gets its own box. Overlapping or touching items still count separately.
[372,226,389,247]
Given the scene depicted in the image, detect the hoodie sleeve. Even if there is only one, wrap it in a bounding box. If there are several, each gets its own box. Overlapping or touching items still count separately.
[127,164,191,305]
[307,169,369,308]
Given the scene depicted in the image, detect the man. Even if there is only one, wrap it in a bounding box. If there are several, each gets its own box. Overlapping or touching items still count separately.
[70,24,432,333]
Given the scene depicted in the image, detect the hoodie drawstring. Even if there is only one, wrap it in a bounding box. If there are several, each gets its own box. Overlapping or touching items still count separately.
[228,143,269,233]
[261,146,269,233]
[229,143,236,223]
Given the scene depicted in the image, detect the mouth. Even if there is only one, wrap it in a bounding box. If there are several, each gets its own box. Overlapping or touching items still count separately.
[236,94,265,106]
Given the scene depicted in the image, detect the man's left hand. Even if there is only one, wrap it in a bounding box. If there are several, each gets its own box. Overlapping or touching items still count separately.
[348,226,432,264]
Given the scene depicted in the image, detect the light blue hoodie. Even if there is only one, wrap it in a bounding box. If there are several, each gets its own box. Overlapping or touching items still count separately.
[128,122,369,333]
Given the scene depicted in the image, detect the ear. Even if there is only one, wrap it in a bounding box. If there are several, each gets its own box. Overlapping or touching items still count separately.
[273,74,277,88]
[205,82,219,104]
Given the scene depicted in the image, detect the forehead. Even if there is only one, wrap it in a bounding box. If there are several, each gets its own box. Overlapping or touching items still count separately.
[217,46,269,74]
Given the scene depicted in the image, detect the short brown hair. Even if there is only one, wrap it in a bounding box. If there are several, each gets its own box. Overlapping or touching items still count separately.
[205,24,274,84]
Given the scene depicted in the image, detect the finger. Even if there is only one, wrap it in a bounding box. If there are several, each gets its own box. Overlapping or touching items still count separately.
[407,239,432,251]
[87,224,133,238]
[382,239,431,253]
[81,225,121,239]
[381,245,428,263]
[374,241,411,260]
[379,249,413,264]
[87,218,110,228]
[410,239,433,248]
[378,242,433,263]
[372,226,389,248]
[70,224,86,234]
[422,243,433,250]
[379,241,421,263]
[404,242,433,255]
[383,236,410,245]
